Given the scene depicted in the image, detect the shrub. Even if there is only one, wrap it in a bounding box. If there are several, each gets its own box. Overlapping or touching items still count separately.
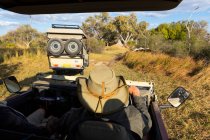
[127,40,136,49]
[0,55,4,63]
[85,37,105,53]
[30,33,47,48]
[148,33,166,51]
[123,51,204,80]
[172,41,188,57]
[193,46,210,62]
[5,43,17,48]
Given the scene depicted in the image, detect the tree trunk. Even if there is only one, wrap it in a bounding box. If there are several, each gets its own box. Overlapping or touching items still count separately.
[185,23,194,55]
[120,32,132,47]
[23,41,32,49]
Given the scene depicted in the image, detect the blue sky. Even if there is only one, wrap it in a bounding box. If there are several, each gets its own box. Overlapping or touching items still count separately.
[0,0,210,35]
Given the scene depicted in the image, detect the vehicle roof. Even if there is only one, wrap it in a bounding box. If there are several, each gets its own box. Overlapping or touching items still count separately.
[0,0,182,14]
[47,28,87,39]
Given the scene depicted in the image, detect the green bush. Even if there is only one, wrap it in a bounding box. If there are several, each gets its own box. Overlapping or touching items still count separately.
[148,34,168,51]
[30,33,47,48]
[0,48,46,64]
[85,37,105,53]
[193,46,210,62]
[161,45,177,56]
[172,41,188,57]
[5,43,16,48]
[0,55,4,63]
[127,41,136,49]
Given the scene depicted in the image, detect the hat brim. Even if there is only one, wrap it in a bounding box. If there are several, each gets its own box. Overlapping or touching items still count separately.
[77,76,129,115]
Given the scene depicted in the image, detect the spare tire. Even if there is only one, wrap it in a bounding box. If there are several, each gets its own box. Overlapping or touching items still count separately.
[64,39,82,57]
[47,39,64,56]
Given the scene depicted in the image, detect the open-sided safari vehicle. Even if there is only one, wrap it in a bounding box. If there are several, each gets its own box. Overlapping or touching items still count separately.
[0,0,185,140]
[47,24,89,75]
[0,74,190,140]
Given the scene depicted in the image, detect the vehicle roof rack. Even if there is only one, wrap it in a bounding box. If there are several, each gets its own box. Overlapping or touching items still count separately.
[52,24,80,29]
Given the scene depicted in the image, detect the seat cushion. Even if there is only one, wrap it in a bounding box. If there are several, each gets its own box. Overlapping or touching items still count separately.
[75,121,133,140]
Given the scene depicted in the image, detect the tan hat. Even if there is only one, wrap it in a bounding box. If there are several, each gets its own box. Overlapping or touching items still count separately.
[77,65,129,115]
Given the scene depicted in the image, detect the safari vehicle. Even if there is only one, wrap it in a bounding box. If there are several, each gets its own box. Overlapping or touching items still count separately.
[133,47,151,52]
[0,0,185,140]
[0,74,190,140]
[47,24,89,75]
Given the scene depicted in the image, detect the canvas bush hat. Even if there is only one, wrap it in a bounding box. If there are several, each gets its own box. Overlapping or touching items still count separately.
[77,65,129,115]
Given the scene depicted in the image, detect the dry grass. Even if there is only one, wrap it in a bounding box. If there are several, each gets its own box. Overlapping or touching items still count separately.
[123,52,205,81]
[0,46,209,139]
[0,53,51,100]
[123,51,210,140]
[87,50,210,140]
[105,44,128,55]
[90,45,128,61]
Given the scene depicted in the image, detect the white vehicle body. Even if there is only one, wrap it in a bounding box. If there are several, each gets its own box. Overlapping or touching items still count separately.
[34,74,156,105]
[49,56,84,69]
[46,25,89,73]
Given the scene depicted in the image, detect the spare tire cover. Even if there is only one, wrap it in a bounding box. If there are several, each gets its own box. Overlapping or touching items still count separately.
[47,39,64,56]
[64,39,82,57]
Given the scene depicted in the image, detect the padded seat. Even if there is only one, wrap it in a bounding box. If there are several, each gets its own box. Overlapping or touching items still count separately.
[75,121,135,140]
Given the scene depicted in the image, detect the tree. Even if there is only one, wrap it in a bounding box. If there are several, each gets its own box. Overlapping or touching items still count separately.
[156,23,170,39]
[2,25,39,49]
[31,33,47,48]
[185,20,208,54]
[82,16,98,38]
[185,20,195,54]
[134,21,150,48]
[103,22,118,45]
[82,12,111,40]
[17,25,38,48]
[81,12,209,59]
[112,13,137,47]
[1,24,45,49]
[155,22,187,40]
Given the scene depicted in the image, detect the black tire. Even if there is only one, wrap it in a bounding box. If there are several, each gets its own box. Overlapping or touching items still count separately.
[47,39,64,56]
[64,39,82,57]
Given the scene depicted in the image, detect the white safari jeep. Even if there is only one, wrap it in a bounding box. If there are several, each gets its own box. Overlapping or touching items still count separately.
[47,24,89,75]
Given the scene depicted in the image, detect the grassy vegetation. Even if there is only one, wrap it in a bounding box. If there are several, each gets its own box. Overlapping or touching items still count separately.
[123,51,206,81]
[123,51,209,140]
[0,45,209,140]
[0,51,51,99]
[87,47,210,140]
[0,48,44,63]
